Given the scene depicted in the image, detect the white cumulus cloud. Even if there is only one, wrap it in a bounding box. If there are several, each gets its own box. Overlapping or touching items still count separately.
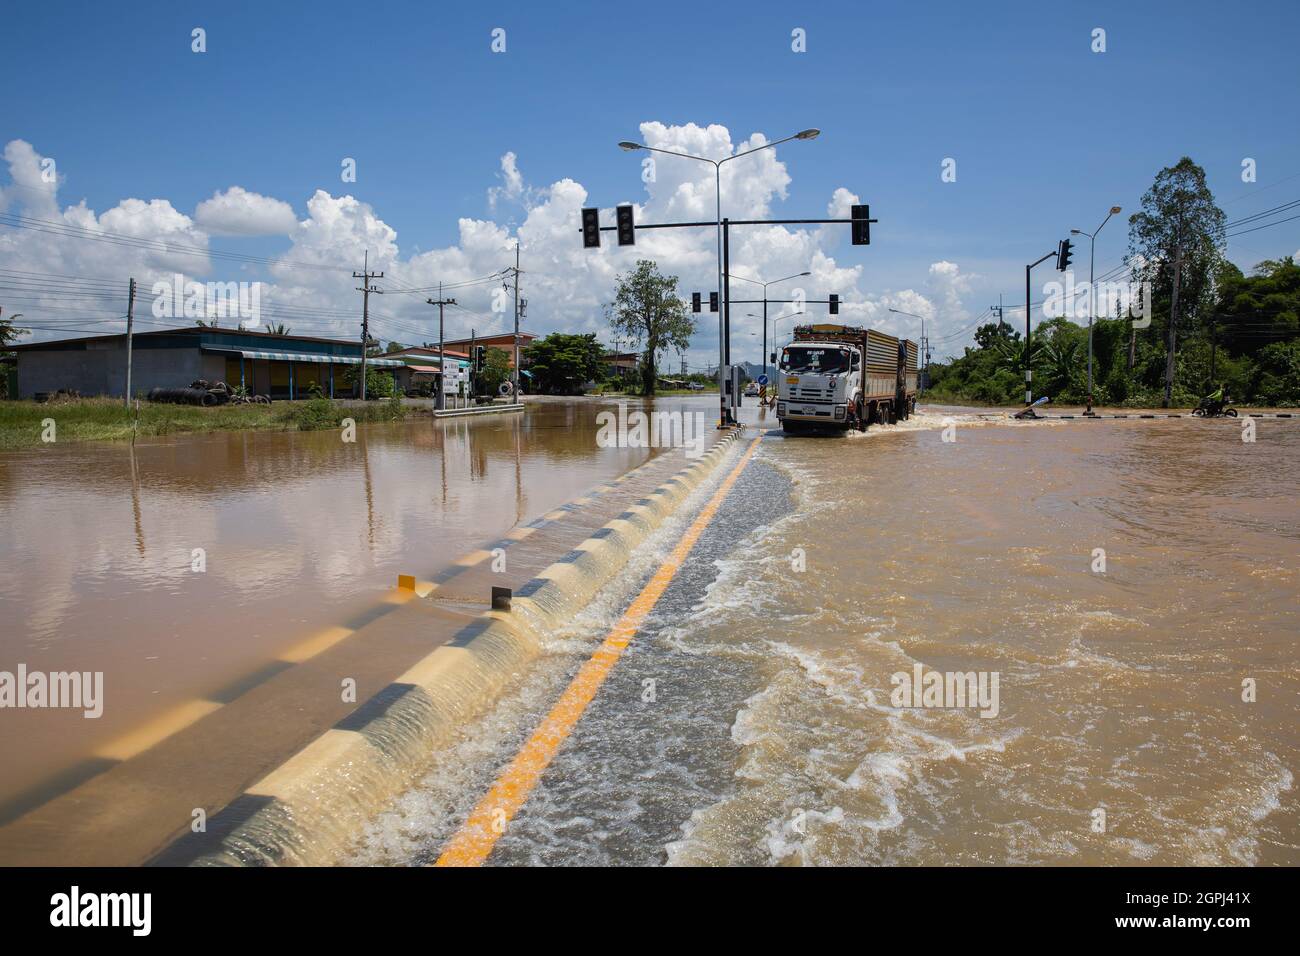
[195,186,298,236]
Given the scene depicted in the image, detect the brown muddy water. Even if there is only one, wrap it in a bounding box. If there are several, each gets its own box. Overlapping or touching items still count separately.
[0,397,708,818]
[354,404,1299,866]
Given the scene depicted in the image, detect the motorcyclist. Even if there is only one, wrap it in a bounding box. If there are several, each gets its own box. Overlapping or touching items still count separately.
[1199,384,1226,414]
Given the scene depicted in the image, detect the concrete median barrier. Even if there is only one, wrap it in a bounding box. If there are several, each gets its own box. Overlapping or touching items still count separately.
[169,427,745,867]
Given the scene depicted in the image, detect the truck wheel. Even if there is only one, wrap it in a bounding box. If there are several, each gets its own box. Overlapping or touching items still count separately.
[876,402,891,425]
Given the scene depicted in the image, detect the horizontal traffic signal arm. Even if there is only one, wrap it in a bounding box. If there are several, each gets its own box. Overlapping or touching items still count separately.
[577,216,868,233]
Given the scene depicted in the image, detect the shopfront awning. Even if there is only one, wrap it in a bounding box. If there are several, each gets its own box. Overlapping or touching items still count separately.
[203,348,405,367]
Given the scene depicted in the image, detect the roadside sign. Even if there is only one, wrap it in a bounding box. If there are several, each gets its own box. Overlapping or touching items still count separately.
[757,374,768,386]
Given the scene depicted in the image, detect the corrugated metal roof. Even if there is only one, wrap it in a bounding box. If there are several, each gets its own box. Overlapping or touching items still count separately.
[203,347,404,367]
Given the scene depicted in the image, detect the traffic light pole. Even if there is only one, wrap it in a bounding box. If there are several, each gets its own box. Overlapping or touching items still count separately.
[582,211,873,426]
[722,218,732,421]
[1025,250,1057,406]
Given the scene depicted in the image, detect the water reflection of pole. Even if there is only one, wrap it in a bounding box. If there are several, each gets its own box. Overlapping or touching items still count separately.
[128,442,145,557]
[361,434,375,551]
[440,419,447,509]
[515,413,522,526]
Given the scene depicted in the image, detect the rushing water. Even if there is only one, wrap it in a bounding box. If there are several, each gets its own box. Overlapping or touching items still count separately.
[0,397,708,817]
[355,405,1299,866]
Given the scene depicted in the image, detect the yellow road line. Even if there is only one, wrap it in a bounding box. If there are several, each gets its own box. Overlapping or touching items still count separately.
[434,433,760,867]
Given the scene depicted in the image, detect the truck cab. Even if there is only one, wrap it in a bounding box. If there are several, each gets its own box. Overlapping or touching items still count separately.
[776,342,860,428]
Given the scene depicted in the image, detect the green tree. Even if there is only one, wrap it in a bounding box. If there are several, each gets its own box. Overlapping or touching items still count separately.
[478,346,512,396]
[522,333,606,394]
[1,309,28,399]
[1,309,29,348]
[1127,157,1226,405]
[342,363,395,399]
[606,260,695,395]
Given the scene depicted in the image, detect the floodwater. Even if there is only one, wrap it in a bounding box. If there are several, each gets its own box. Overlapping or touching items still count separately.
[0,397,711,819]
[355,404,1299,866]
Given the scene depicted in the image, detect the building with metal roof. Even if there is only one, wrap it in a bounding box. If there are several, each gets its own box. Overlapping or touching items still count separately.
[8,326,405,400]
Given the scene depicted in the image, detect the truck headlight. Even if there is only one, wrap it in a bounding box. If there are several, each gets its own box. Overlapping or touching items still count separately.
[777,402,786,416]
[833,405,846,419]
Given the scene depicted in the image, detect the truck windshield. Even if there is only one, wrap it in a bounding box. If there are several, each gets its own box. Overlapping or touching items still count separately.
[781,347,850,374]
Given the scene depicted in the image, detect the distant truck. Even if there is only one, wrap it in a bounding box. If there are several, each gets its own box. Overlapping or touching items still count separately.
[776,324,918,433]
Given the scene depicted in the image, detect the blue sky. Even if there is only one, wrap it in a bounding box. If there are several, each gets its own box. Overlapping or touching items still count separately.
[3,0,1298,364]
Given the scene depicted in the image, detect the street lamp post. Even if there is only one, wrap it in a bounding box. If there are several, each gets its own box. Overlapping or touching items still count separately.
[1071,205,1121,416]
[619,129,820,426]
[888,307,932,395]
[732,270,810,386]
[771,309,805,353]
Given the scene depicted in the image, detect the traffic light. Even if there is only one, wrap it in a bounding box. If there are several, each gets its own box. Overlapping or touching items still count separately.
[581,208,600,248]
[616,205,635,246]
[709,291,719,312]
[851,204,872,245]
[1057,238,1073,272]
[474,345,486,370]
[692,292,701,313]
[829,294,839,315]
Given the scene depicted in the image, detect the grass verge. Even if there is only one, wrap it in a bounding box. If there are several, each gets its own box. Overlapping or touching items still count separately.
[0,395,418,450]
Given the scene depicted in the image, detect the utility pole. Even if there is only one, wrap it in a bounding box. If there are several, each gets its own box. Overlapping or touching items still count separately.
[123,277,136,407]
[919,320,929,396]
[353,251,383,400]
[470,327,476,400]
[1164,226,1183,409]
[1210,313,1217,381]
[1128,293,1137,370]
[511,243,521,398]
[990,294,1007,350]
[426,282,456,410]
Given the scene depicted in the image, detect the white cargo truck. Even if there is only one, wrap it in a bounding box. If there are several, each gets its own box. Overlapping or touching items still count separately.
[776,324,918,433]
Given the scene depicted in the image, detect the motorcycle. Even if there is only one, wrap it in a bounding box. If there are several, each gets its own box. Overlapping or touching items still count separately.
[1192,398,1238,418]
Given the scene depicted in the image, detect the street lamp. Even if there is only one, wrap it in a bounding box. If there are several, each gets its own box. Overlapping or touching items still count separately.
[619,129,820,425]
[888,307,933,396]
[1071,204,1122,416]
[771,309,805,352]
[732,270,810,385]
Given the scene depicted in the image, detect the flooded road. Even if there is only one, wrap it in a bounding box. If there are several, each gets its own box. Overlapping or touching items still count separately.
[354,406,1299,866]
[0,397,709,820]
